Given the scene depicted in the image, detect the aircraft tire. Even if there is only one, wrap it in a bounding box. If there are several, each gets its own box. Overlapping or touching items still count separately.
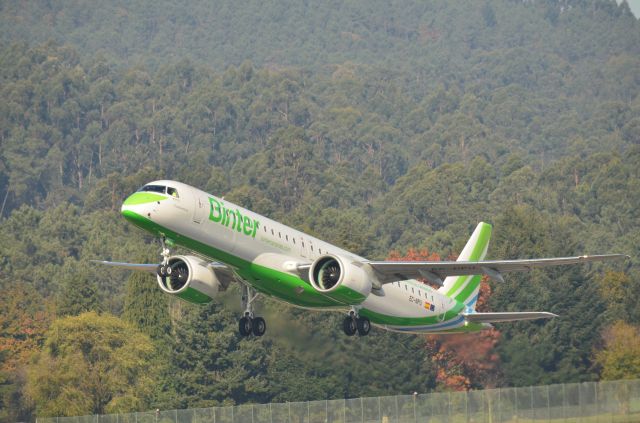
[156,264,168,277]
[252,317,266,336]
[239,317,253,336]
[343,316,357,336]
[356,317,371,336]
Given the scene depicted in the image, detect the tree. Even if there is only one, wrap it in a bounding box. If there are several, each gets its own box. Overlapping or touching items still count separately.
[596,321,640,381]
[123,269,171,341]
[387,248,501,390]
[56,260,102,317]
[25,312,158,416]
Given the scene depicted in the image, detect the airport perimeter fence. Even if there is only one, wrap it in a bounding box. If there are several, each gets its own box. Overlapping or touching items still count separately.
[37,379,640,423]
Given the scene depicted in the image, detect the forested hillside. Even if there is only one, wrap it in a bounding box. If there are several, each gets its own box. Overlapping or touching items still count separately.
[0,0,639,422]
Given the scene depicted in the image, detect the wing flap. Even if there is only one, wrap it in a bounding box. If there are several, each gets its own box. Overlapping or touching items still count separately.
[367,254,628,283]
[462,311,557,323]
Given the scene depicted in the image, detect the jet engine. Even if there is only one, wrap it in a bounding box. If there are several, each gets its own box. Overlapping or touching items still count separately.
[308,255,373,305]
[157,255,222,304]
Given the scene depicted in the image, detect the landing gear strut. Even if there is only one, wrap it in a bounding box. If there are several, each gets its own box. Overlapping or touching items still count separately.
[238,285,266,337]
[156,237,172,278]
[342,309,371,337]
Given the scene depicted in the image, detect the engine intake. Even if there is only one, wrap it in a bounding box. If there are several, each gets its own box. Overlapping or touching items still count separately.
[308,255,372,305]
[157,255,221,304]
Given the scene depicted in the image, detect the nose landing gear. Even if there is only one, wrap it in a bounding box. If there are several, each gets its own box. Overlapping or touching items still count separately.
[238,285,266,337]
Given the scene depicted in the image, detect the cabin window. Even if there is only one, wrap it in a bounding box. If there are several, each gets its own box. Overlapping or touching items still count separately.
[139,185,166,194]
[286,234,289,241]
[418,290,422,297]
[271,229,274,235]
[318,248,322,254]
[293,238,296,245]
[411,287,414,294]
[302,241,305,248]
[278,232,281,238]
[264,226,267,232]
[310,245,314,252]
[167,187,179,198]
[404,284,407,291]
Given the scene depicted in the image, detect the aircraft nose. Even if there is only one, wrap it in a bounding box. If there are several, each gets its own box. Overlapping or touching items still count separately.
[120,191,168,225]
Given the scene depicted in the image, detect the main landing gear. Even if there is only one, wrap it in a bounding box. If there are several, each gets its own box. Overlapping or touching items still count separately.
[238,285,266,337]
[343,309,371,337]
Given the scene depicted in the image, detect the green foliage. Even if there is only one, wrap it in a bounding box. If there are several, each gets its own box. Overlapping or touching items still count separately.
[596,322,640,381]
[25,312,158,417]
[0,0,638,417]
[57,260,102,316]
[123,268,171,341]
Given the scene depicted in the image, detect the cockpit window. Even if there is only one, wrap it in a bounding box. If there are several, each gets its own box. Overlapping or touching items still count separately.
[167,187,179,198]
[139,185,166,194]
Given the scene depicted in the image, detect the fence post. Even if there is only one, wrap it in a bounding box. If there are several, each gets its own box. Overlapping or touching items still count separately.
[231,406,234,423]
[343,399,346,423]
[361,397,364,423]
[326,400,328,423]
[395,395,398,423]
[270,403,273,423]
[546,384,551,421]
[465,390,468,422]
[378,397,381,423]
[308,402,310,423]
[288,402,291,423]
[530,385,534,421]
[175,409,178,423]
[252,404,255,423]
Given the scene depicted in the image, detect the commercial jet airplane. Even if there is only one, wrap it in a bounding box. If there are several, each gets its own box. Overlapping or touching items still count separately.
[95,180,627,337]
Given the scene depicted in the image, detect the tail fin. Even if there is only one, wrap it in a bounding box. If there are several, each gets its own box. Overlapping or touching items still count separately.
[438,222,492,309]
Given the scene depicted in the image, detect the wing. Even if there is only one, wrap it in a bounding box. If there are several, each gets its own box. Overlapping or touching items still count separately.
[91,260,233,277]
[90,260,158,273]
[366,254,629,284]
[462,311,557,323]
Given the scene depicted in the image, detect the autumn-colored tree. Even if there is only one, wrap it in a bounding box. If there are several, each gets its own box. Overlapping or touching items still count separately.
[387,249,501,390]
[0,285,53,373]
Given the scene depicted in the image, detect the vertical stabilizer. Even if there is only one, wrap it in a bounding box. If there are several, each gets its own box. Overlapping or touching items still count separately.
[438,222,492,309]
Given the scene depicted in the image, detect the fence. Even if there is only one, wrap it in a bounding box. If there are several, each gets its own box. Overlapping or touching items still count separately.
[37,379,640,423]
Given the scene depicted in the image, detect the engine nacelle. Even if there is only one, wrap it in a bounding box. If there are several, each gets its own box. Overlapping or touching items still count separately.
[157,255,221,304]
[308,255,372,305]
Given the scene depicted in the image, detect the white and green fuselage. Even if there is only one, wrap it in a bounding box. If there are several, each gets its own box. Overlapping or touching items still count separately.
[121,180,489,334]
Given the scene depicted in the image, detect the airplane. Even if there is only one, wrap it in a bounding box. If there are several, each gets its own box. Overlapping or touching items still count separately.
[95,180,628,337]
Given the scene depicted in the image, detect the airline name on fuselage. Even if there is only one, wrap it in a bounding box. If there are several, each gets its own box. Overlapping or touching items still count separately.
[209,198,260,238]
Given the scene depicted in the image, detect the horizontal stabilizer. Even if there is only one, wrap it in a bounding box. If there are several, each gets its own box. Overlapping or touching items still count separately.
[462,311,557,323]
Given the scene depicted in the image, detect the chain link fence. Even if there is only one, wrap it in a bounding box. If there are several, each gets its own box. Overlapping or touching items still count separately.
[37,379,640,423]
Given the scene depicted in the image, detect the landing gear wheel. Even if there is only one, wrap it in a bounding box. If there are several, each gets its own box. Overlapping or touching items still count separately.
[356,317,371,336]
[156,264,168,278]
[239,317,253,336]
[252,317,266,336]
[343,316,357,336]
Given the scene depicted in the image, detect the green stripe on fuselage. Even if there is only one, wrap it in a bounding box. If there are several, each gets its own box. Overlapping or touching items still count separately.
[359,301,465,326]
[121,210,344,308]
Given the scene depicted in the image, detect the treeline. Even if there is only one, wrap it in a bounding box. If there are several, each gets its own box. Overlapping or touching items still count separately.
[0,0,639,421]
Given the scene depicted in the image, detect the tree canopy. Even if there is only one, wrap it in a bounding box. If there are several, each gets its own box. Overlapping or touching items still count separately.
[0,1,638,422]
